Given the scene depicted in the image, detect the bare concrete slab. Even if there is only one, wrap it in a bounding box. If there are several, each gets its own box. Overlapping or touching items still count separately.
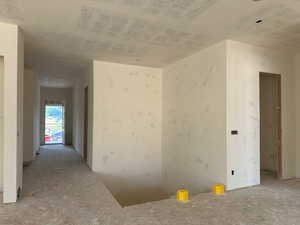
[1,145,300,225]
[124,178,300,225]
[0,145,123,225]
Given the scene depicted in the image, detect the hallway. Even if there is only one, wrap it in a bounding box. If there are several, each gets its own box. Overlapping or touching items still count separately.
[0,145,123,225]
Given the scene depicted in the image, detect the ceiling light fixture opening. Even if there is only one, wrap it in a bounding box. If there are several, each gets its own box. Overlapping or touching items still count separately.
[256,19,263,24]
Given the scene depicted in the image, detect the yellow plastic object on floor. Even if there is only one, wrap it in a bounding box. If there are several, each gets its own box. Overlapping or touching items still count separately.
[177,189,189,202]
[212,184,225,195]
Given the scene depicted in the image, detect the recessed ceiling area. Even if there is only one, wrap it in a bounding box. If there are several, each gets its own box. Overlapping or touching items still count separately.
[1,0,300,85]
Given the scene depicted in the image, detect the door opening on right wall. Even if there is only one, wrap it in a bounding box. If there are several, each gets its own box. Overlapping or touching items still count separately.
[259,72,282,182]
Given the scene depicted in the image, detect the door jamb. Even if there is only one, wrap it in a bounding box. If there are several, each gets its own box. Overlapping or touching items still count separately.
[259,72,282,179]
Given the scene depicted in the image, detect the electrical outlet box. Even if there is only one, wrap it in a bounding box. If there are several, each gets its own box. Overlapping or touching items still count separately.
[231,130,238,135]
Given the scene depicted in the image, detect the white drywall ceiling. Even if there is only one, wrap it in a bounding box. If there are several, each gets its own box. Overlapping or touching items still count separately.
[1,0,300,83]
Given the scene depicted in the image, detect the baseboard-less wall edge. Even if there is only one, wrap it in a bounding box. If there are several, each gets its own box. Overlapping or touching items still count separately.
[279,176,296,181]
[71,145,83,156]
[71,145,84,159]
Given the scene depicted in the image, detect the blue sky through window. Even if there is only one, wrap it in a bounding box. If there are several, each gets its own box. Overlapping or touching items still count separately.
[45,105,64,144]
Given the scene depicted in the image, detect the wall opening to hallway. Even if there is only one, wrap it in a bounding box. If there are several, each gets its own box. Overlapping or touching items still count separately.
[259,72,282,181]
[40,87,73,146]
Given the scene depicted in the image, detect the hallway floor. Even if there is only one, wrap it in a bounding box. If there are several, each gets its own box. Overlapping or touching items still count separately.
[1,145,300,225]
[0,145,123,225]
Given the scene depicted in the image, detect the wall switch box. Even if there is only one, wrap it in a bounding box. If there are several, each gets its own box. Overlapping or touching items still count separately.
[231,130,238,135]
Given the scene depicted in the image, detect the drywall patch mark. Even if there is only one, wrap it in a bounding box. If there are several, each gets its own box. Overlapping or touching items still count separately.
[171,0,196,11]
[250,116,259,122]
[202,74,211,87]
[91,10,111,33]
[144,0,198,17]
[78,6,130,38]
[102,155,109,164]
[184,0,220,19]
[195,157,203,164]
[108,17,129,38]
[122,0,148,7]
[81,40,147,58]
[123,19,161,42]
[0,0,23,20]
[87,0,118,3]
[151,29,194,47]
[143,0,170,16]
[78,6,95,31]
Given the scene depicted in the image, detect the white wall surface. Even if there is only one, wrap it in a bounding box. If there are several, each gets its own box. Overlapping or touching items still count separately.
[83,63,93,168]
[0,23,23,203]
[295,54,300,177]
[226,40,295,190]
[72,76,84,155]
[0,57,3,192]
[33,77,40,155]
[162,41,227,194]
[40,87,73,145]
[17,28,24,192]
[23,68,36,163]
[92,61,164,205]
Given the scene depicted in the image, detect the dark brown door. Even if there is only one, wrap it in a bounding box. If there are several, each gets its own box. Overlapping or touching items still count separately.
[83,87,88,162]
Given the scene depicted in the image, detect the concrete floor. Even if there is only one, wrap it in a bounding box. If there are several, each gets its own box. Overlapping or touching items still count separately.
[1,145,300,225]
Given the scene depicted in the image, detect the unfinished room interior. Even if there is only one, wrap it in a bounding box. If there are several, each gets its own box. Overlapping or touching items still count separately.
[1,0,300,224]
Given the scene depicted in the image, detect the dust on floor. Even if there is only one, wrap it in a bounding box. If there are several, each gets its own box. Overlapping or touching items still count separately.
[1,145,300,225]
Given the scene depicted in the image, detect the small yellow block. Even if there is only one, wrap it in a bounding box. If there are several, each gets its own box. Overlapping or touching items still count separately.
[212,184,225,195]
[177,189,189,202]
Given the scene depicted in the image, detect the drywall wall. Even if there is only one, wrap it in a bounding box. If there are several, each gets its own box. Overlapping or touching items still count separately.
[23,68,36,163]
[0,23,23,203]
[33,76,40,155]
[226,40,295,190]
[40,87,73,145]
[17,28,24,193]
[92,61,164,206]
[295,54,300,178]
[162,41,227,195]
[83,63,93,168]
[260,75,279,173]
[72,76,84,154]
[0,57,4,192]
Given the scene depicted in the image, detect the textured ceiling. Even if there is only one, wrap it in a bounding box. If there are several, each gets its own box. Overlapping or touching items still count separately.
[1,0,300,87]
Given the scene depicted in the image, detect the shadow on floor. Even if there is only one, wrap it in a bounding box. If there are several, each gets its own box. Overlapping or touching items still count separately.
[99,174,169,207]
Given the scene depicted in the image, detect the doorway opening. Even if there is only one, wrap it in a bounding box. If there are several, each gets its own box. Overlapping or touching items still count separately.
[44,104,65,145]
[259,72,282,182]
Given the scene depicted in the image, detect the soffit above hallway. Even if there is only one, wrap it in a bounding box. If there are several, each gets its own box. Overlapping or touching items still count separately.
[0,0,300,73]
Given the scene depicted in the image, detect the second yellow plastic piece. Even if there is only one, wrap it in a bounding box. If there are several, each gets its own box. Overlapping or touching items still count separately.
[177,189,189,202]
[212,184,225,195]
